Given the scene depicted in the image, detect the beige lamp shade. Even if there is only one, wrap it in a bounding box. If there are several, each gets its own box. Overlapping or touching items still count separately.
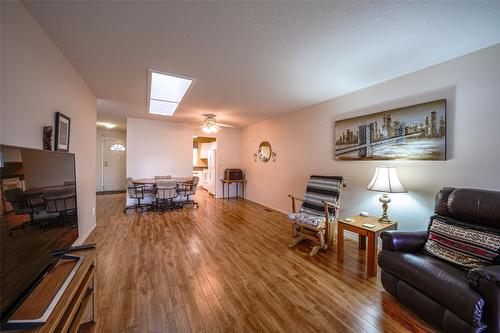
[366,166,407,193]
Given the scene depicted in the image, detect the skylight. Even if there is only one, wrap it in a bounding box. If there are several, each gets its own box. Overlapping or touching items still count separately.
[148,71,194,116]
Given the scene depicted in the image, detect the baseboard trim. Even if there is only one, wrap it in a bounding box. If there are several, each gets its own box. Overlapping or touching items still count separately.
[243,196,359,242]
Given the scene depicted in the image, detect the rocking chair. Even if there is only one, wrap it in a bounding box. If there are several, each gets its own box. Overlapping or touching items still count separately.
[288,175,344,256]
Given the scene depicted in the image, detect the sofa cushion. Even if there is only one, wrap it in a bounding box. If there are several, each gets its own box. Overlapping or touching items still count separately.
[424,216,500,269]
[378,251,485,326]
[447,188,500,228]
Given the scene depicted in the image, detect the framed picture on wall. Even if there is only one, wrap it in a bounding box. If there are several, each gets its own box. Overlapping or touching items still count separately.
[334,99,446,160]
[55,112,71,152]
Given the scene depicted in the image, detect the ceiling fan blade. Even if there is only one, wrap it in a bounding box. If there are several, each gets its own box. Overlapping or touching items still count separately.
[216,122,234,128]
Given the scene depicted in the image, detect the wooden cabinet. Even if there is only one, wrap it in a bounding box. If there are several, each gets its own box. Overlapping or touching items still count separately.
[199,143,209,159]
[8,249,97,333]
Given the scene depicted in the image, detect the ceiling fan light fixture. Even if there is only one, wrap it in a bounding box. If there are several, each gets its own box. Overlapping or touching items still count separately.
[202,124,219,134]
[200,113,221,133]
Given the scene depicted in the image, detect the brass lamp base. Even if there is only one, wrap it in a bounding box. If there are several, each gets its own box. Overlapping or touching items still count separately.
[378,193,392,224]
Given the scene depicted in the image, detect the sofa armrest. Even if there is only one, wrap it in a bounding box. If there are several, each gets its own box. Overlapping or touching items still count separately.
[468,266,500,333]
[380,230,428,252]
[469,265,500,287]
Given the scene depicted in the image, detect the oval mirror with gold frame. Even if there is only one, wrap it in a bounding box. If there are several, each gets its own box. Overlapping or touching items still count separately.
[258,141,272,163]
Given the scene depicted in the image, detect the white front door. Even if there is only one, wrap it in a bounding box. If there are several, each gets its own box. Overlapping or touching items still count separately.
[102,138,126,191]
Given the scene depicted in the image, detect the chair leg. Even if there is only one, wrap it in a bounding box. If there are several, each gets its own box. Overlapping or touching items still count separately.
[308,230,326,256]
[124,198,147,213]
[289,223,304,248]
[309,245,321,256]
[181,195,198,208]
[319,230,326,250]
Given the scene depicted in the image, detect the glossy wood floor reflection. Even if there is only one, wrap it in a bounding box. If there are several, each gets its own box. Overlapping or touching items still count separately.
[84,190,435,333]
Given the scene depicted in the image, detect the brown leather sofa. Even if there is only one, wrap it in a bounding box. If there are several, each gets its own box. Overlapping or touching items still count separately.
[378,187,500,333]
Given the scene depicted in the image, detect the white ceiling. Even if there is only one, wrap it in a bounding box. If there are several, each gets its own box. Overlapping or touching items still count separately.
[25,1,500,130]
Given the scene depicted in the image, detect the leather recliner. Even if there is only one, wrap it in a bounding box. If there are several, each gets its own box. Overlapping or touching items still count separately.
[378,187,500,333]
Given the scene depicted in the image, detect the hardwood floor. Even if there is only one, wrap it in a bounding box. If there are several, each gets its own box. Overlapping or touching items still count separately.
[84,190,435,333]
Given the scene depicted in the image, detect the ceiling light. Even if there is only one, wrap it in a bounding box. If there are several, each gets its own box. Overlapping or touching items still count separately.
[148,70,194,116]
[202,124,219,134]
[200,114,220,133]
[97,121,117,129]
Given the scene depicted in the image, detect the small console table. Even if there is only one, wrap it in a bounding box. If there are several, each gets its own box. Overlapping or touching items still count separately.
[220,179,247,199]
[8,248,97,332]
[337,216,397,277]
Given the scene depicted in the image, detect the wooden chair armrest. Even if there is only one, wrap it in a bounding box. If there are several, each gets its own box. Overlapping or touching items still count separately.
[288,194,304,213]
[288,194,304,202]
[323,201,340,210]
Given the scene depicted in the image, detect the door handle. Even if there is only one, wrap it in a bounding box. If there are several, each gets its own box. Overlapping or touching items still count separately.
[104,161,108,167]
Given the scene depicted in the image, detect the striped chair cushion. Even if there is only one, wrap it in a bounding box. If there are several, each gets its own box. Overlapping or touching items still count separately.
[299,175,342,219]
[288,176,343,228]
[424,216,500,269]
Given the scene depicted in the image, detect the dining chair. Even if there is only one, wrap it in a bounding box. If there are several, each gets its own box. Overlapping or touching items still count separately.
[43,185,77,228]
[155,175,172,180]
[177,176,199,208]
[5,188,46,233]
[124,181,149,213]
[155,180,178,213]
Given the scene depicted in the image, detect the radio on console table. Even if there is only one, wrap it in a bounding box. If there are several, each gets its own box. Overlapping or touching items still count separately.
[224,169,243,180]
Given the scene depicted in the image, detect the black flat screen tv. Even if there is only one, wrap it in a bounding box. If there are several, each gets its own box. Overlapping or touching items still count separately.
[0,145,78,326]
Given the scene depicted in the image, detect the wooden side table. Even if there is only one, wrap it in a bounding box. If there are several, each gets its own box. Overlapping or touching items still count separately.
[337,216,397,277]
[220,179,247,199]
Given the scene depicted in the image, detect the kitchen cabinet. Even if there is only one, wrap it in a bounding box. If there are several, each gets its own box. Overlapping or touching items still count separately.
[192,170,203,186]
[199,143,209,159]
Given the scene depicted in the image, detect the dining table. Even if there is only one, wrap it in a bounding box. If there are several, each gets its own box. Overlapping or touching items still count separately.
[131,177,193,185]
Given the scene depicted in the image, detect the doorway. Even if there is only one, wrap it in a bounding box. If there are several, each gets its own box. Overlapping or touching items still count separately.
[192,136,217,196]
[101,138,126,192]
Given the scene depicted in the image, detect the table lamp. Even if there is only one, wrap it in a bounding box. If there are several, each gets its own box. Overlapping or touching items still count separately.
[366,166,406,223]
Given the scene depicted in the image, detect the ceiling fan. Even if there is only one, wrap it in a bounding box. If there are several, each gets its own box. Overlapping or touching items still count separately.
[198,114,233,134]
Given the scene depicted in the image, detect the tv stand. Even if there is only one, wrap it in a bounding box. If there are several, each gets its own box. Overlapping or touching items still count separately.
[6,248,97,332]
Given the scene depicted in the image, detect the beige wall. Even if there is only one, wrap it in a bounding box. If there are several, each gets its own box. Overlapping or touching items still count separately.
[127,118,240,198]
[96,128,126,191]
[240,43,500,231]
[1,1,97,243]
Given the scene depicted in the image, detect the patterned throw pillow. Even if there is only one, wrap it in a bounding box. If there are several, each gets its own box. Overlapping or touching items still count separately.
[424,217,500,269]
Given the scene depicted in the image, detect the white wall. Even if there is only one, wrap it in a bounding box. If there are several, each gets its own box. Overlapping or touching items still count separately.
[127,118,240,198]
[127,118,193,180]
[1,1,97,244]
[240,43,500,231]
[96,128,126,191]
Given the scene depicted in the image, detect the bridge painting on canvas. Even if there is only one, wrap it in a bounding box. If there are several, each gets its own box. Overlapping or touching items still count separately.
[334,99,446,160]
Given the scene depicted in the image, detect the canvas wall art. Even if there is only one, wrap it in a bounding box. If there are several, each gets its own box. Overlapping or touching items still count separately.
[334,99,446,160]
